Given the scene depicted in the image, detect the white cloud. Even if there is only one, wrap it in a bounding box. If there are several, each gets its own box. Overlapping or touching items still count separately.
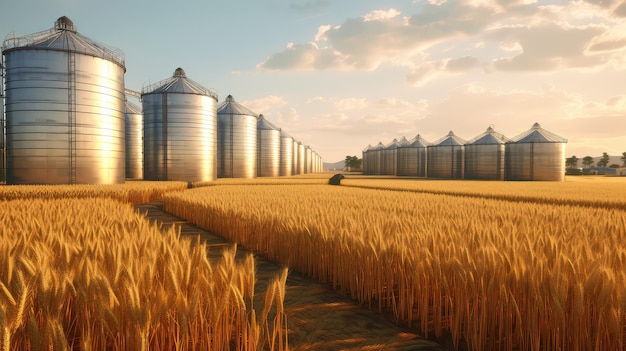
[363,8,401,22]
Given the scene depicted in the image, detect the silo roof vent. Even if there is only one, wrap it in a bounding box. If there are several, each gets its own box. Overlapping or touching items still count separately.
[55,16,76,33]
[173,67,186,78]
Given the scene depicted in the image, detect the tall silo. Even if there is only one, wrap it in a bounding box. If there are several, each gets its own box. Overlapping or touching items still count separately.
[305,145,312,174]
[0,60,4,181]
[381,138,404,175]
[2,16,126,184]
[142,68,218,183]
[505,123,567,181]
[279,129,293,176]
[125,101,143,179]
[217,95,257,178]
[257,114,280,177]
[397,134,430,177]
[427,131,466,179]
[465,126,509,180]
[297,142,305,174]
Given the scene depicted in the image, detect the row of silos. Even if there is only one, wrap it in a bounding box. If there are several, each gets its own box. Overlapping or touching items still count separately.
[363,124,567,181]
[0,17,323,185]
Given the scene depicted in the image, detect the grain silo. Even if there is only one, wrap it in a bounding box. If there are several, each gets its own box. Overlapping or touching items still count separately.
[217,95,257,178]
[305,145,312,174]
[362,145,372,174]
[381,138,405,175]
[279,129,293,176]
[257,114,280,177]
[142,68,218,183]
[505,122,567,181]
[2,16,126,184]
[297,142,305,174]
[397,134,430,177]
[292,140,299,175]
[125,101,143,180]
[427,131,466,179]
[370,142,385,175]
[464,126,509,180]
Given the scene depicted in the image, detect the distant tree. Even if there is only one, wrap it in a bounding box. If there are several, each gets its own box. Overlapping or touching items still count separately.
[609,164,620,168]
[597,152,610,168]
[565,155,579,168]
[344,155,362,171]
[622,152,626,167]
[582,156,594,168]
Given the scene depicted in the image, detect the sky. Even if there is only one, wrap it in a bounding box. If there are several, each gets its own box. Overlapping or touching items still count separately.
[2,0,625,163]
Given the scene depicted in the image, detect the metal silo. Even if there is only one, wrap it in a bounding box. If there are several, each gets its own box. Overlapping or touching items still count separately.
[257,114,280,177]
[297,142,305,174]
[2,16,126,184]
[370,142,385,175]
[362,145,372,174]
[505,123,567,181]
[427,131,466,179]
[279,129,293,176]
[217,95,257,178]
[465,126,509,180]
[381,138,404,175]
[125,101,143,179]
[142,68,218,183]
[305,145,312,174]
[397,134,430,177]
[292,140,299,175]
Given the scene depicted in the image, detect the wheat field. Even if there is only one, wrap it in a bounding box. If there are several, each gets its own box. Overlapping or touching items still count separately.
[164,179,626,350]
[0,196,288,351]
[0,181,188,205]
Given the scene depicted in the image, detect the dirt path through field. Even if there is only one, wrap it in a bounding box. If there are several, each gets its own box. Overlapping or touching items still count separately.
[136,201,446,351]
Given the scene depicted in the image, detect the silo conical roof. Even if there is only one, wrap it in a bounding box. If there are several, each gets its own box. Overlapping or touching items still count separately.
[468,126,510,145]
[217,95,258,116]
[279,128,293,138]
[362,144,373,153]
[432,131,467,146]
[404,134,431,148]
[257,114,280,130]
[374,142,385,150]
[141,68,218,98]
[125,101,142,114]
[509,122,567,143]
[2,16,125,70]
[385,138,403,150]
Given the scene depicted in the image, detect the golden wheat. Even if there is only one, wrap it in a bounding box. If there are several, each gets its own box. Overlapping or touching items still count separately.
[0,181,187,205]
[164,181,626,350]
[0,197,287,350]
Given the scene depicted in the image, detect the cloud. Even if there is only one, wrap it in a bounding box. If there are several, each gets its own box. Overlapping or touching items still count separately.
[242,95,288,115]
[257,1,626,84]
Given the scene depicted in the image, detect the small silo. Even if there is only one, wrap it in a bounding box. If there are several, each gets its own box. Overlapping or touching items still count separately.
[2,17,126,184]
[292,140,299,175]
[427,131,466,179]
[362,145,372,174]
[279,129,293,176]
[297,142,305,174]
[381,138,404,175]
[217,95,257,178]
[142,68,218,183]
[505,123,567,181]
[305,145,312,174]
[397,134,430,177]
[257,114,280,177]
[125,101,143,180]
[370,142,385,175]
[465,126,509,180]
